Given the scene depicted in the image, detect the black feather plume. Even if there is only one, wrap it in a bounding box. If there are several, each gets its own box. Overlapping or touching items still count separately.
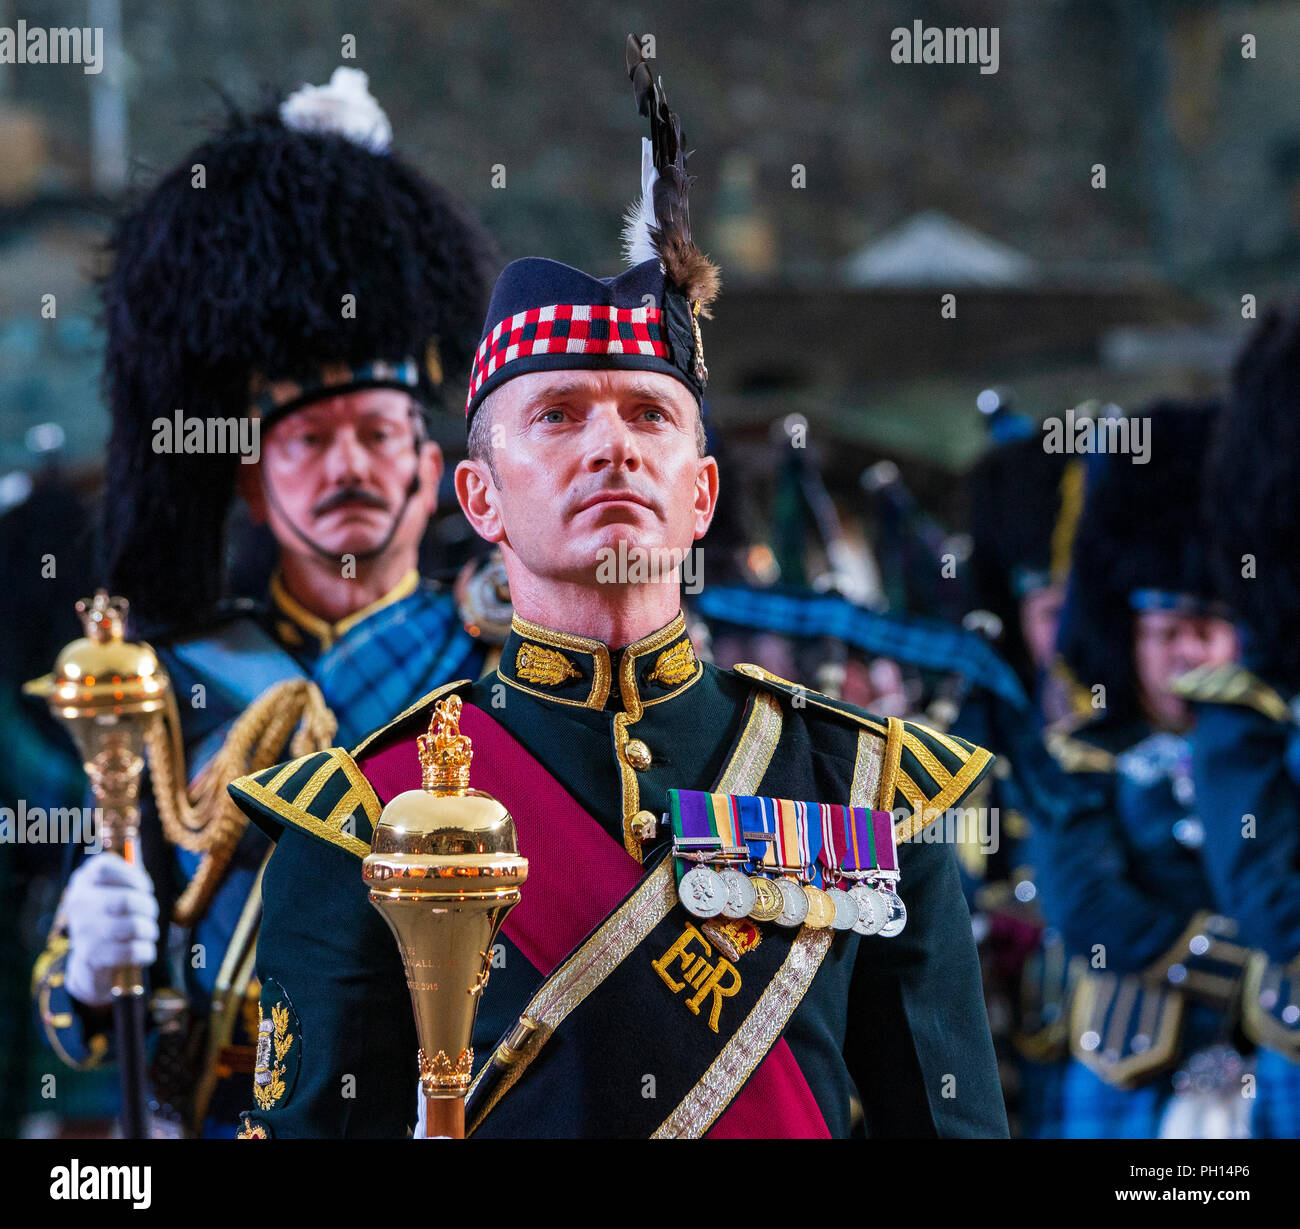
[623,34,720,316]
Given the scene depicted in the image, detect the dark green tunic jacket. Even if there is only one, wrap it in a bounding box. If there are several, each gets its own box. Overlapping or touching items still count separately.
[228,613,1008,1138]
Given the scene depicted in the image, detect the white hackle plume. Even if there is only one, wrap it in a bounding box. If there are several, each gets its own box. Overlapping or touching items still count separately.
[621,137,661,267]
[280,67,393,154]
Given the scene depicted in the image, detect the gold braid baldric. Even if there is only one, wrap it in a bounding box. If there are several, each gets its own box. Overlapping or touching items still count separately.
[144,680,337,925]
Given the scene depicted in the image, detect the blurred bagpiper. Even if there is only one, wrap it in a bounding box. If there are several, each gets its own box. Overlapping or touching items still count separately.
[30,67,500,1136]
[691,401,1025,721]
[961,398,1092,1138]
[1178,300,1300,1138]
[223,36,1008,1140]
[1044,401,1251,1138]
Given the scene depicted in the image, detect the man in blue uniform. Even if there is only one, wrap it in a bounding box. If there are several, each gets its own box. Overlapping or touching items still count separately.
[1177,301,1300,1138]
[31,68,499,1136]
[227,39,1006,1140]
[1044,402,1249,1138]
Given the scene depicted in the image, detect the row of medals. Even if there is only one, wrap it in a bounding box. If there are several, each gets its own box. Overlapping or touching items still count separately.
[678,854,906,937]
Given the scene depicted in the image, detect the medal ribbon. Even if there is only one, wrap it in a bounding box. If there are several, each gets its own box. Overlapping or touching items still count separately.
[774,799,800,873]
[874,808,898,874]
[820,806,899,877]
[738,795,778,870]
[667,789,722,886]
[798,802,826,888]
[774,799,824,884]
[704,792,744,851]
[818,804,843,883]
[671,791,851,885]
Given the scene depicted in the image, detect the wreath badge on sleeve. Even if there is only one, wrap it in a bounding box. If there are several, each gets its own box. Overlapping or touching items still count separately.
[253,978,300,1111]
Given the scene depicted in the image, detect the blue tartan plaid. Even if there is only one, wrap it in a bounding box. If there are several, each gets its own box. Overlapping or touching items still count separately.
[1252,1049,1300,1139]
[313,582,485,746]
[1061,1059,1169,1139]
[694,584,1028,710]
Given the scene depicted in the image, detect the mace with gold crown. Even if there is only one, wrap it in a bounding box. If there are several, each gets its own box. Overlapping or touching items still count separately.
[25,591,171,1139]
[362,696,527,1139]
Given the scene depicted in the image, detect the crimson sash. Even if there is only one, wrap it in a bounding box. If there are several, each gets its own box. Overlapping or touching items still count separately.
[360,702,829,1138]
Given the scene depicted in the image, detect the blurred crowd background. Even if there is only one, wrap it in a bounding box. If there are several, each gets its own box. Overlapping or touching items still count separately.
[5,0,1300,1138]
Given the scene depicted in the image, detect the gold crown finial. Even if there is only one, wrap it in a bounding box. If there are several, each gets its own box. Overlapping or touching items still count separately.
[75,590,129,644]
[417,696,472,794]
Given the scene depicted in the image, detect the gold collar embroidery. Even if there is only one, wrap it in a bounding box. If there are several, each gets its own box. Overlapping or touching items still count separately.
[516,641,583,687]
[269,568,420,653]
[498,612,702,710]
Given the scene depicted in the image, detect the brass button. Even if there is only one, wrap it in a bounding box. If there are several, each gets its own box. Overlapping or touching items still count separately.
[629,810,658,840]
[624,738,653,771]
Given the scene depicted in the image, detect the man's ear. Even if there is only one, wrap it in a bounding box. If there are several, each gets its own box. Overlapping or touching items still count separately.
[692,455,720,540]
[236,459,267,524]
[455,458,507,545]
[418,441,444,515]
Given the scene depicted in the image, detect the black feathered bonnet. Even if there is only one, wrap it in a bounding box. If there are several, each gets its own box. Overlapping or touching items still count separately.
[99,68,497,625]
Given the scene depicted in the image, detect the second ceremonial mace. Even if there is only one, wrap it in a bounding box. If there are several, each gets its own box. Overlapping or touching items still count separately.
[362,696,527,1139]
[24,592,170,1139]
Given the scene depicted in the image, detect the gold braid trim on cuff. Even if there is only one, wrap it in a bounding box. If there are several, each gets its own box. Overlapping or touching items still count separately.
[144,680,337,925]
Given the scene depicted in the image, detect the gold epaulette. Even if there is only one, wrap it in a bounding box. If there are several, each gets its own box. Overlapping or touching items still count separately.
[891,717,995,840]
[1170,663,1290,724]
[1044,725,1116,775]
[228,682,477,858]
[227,747,382,861]
[731,663,995,840]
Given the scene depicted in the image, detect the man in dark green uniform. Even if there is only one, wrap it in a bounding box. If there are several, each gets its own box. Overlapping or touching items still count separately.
[227,39,1005,1139]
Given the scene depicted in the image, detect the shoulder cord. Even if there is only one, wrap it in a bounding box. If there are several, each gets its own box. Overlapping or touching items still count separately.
[143,679,337,925]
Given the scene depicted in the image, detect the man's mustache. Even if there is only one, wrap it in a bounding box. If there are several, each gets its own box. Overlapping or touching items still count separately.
[312,487,389,516]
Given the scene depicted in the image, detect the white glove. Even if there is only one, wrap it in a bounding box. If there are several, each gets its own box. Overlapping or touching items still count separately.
[63,853,159,1008]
